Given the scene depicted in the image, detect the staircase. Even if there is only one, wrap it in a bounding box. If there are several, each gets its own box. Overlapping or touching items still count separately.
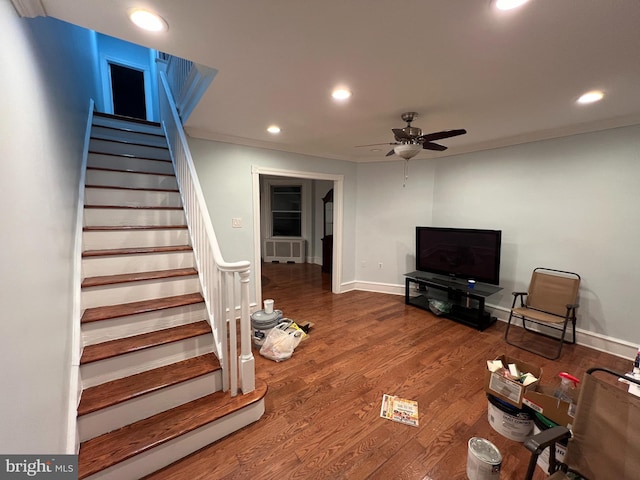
[77,112,266,479]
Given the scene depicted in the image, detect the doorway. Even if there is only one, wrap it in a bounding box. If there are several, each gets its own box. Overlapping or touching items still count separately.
[109,63,147,120]
[251,166,344,308]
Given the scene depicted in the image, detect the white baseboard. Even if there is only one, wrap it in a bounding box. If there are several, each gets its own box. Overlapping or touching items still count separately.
[347,280,635,361]
[486,304,636,361]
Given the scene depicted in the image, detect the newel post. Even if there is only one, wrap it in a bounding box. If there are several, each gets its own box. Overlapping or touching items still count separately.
[238,268,255,393]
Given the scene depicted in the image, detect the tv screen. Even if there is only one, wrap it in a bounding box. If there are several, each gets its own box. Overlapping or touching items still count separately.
[416,227,502,285]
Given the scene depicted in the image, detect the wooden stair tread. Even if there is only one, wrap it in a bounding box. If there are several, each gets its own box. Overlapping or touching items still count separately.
[91,124,166,139]
[86,166,174,176]
[82,267,198,288]
[78,353,220,416]
[90,137,168,150]
[83,245,193,257]
[81,293,204,324]
[85,184,179,193]
[80,320,211,364]
[84,205,183,210]
[78,380,268,479]
[93,112,162,128]
[89,151,171,163]
[83,225,187,231]
[91,135,169,150]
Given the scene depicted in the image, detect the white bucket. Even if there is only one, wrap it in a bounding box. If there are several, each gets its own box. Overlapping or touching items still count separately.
[467,437,502,480]
[487,395,533,442]
[250,308,282,347]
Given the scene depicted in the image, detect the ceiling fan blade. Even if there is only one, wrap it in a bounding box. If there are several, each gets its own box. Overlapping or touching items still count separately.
[385,149,396,157]
[422,142,448,151]
[392,128,413,141]
[418,129,467,142]
[355,142,397,148]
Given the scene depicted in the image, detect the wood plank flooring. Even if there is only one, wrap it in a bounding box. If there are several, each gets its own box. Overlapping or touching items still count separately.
[146,263,630,480]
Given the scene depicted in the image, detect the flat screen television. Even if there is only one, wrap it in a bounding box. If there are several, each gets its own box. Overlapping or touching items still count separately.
[416,227,502,285]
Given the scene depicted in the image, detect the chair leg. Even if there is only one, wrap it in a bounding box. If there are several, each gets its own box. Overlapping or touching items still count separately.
[551,318,571,360]
[506,314,572,360]
[504,311,517,344]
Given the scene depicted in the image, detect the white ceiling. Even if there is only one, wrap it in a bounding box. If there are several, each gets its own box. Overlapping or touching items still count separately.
[39,0,640,162]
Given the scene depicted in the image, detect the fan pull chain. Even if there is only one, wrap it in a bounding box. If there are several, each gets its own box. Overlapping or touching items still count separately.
[403,159,409,188]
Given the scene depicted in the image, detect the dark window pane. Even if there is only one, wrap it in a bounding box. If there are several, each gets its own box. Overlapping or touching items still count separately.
[272,194,301,211]
[273,212,301,236]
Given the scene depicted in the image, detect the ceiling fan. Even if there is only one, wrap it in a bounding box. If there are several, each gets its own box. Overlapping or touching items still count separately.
[357,112,467,159]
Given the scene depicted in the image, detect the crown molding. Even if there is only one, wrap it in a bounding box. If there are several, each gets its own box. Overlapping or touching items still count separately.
[10,0,46,18]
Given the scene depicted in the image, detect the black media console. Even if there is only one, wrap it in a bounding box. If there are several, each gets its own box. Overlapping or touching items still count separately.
[404,271,502,331]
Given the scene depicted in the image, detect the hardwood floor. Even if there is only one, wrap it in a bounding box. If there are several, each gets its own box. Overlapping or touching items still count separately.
[148,262,630,480]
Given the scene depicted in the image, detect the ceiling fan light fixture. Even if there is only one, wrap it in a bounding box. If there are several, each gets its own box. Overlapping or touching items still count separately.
[394,144,422,160]
[495,0,530,11]
[577,90,604,104]
[129,9,168,32]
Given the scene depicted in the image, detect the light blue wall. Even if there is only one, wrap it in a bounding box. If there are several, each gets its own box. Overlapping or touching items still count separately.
[189,125,640,351]
[355,160,437,285]
[0,7,98,453]
[96,33,159,120]
[431,125,640,345]
[188,138,358,302]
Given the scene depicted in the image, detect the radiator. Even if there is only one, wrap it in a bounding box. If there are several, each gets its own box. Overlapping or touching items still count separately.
[264,237,305,263]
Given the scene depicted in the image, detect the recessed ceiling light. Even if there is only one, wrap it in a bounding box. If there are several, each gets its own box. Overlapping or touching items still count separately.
[267,125,281,134]
[129,9,168,32]
[495,0,530,11]
[577,90,604,104]
[331,88,352,101]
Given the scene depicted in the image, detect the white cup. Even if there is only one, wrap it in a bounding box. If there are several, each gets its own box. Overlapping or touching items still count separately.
[264,299,274,314]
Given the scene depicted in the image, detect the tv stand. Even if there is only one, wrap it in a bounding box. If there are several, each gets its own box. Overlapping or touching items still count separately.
[404,271,502,331]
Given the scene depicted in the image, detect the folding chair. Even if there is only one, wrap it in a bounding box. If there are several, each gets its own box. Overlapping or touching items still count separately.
[505,267,580,359]
[524,368,640,479]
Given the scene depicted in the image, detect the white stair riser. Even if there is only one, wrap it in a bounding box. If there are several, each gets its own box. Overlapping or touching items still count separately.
[86,169,177,190]
[83,229,189,250]
[92,116,163,136]
[81,277,201,309]
[81,334,214,387]
[91,126,168,148]
[84,187,182,208]
[88,153,174,175]
[90,139,170,161]
[78,371,222,442]
[83,251,195,278]
[82,304,207,346]
[84,208,186,227]
[84,399,265,480]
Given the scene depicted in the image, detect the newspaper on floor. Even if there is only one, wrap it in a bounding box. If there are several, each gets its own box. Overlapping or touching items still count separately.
[380,394,419,427]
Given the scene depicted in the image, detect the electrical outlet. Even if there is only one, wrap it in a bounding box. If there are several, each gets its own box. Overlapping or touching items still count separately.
[232,217,242,228]
[378,262,383,269]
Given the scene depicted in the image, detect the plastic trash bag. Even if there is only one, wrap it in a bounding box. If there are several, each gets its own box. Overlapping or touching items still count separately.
[259,326,304,362]
[428,299,451,316]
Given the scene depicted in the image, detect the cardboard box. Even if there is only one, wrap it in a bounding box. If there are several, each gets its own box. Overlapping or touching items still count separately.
[523,385,578,427]
[484,355,542,409]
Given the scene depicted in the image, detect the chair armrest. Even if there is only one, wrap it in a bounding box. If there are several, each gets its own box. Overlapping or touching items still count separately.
[525,426,570,454]
[511,291,527,308]
[523,426,571,480]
